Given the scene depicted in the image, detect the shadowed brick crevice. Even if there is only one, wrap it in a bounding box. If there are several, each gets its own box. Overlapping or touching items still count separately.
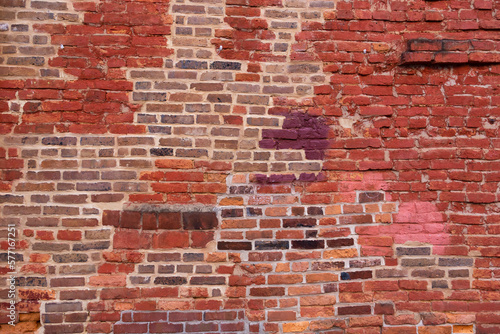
[402,39,500,65]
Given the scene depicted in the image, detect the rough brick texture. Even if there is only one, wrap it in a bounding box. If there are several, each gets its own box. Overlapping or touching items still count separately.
[1,0,500,333]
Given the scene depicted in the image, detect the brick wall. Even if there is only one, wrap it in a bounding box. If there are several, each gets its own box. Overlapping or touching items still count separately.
[1,0,500,333]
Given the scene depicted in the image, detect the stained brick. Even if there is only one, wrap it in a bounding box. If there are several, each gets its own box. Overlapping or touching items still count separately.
[190,276,226,285]
[183,212,218,230]
[53,254,88,263]
[255,240,289,250]
[46,302,82,313]
[153,277,187,285]
[218,241,252,250]
[337,305,371,315]
[292,240,325,249]
[438,258,474,267]
[401,258,436,267]
[396,247,431,256]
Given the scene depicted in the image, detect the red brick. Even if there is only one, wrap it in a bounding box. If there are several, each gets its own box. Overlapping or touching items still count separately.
[114,324,148,333]
[113,230,151,249]
[153,231,189,249]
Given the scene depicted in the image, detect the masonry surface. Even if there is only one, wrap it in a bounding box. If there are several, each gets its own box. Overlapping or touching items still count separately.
[0,0,499,333]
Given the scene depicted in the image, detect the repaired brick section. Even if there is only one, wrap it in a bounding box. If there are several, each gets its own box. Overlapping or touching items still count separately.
[103,210,217,231]
[402,39,500,64]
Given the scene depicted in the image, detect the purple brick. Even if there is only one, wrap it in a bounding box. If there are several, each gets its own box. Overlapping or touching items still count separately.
[304,139,330,150]
[268,174,296,183]
[282,117,302,129]
[299,128,327,139]
[259,139,276,149]
[305,150,324,160]
[262,129,298,140]
[299,173,317,182]
[277,140,305,150]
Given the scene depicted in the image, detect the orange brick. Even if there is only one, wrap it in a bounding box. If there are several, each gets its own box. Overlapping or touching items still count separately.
[221,219,257,229]
[324,248,359,258]
[232,174,246,183]
[89,275,126,287]
[310,319,345,331]
[300,295,336,306]
[375,213,392,223]
[265,207,288,216]
[446,314,475,324]
[325,205,342,215]
[268,310,297,322]
[155,159,194,169]
[280,298,298,308]
[276,263,290,272]
[268,274,303,285]
[365,203,381,213]
[349,315,383,327]
[382,203,397,212]
[288,285,322,296]
[306,273,338,283]
[29,253,51,263]
[340,292,373,303]
[283,321,309,333]
[291,262,309,272]
[417,326,452,334]
[452,325,474,333]
[219,197,244,205]
[206,253,227,262]
[18,289,56,300]
[382,327,417,334]
[301,306,335,318]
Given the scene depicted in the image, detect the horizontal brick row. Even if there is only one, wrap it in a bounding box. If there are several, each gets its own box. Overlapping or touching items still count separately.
[103,211,217,230]
[402,39,500,64]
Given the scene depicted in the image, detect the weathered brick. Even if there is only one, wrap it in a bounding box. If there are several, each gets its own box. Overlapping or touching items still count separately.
[438,258,474,267]
[396,247,431,256]
[50,277,85,287]
[218,241,252,250]
[153,277,187,285]
[337,305,371,315]
[182,212,218,230]
[46,302,82,313]
[53,254,88,263]
[190,276,226,285]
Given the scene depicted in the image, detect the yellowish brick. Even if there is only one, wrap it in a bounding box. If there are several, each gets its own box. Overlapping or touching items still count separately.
[382,203,397,212]
[283,321,309,333]
[453,325,474,333]
[206,252,227,262]
[276,263,290,272]
[324,248,359,258]
[375,213,392,223]
[325,205,342,215]
[219,197,244,205]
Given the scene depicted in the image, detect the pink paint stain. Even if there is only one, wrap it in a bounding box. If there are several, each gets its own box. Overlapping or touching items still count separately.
[392,201,451,246]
